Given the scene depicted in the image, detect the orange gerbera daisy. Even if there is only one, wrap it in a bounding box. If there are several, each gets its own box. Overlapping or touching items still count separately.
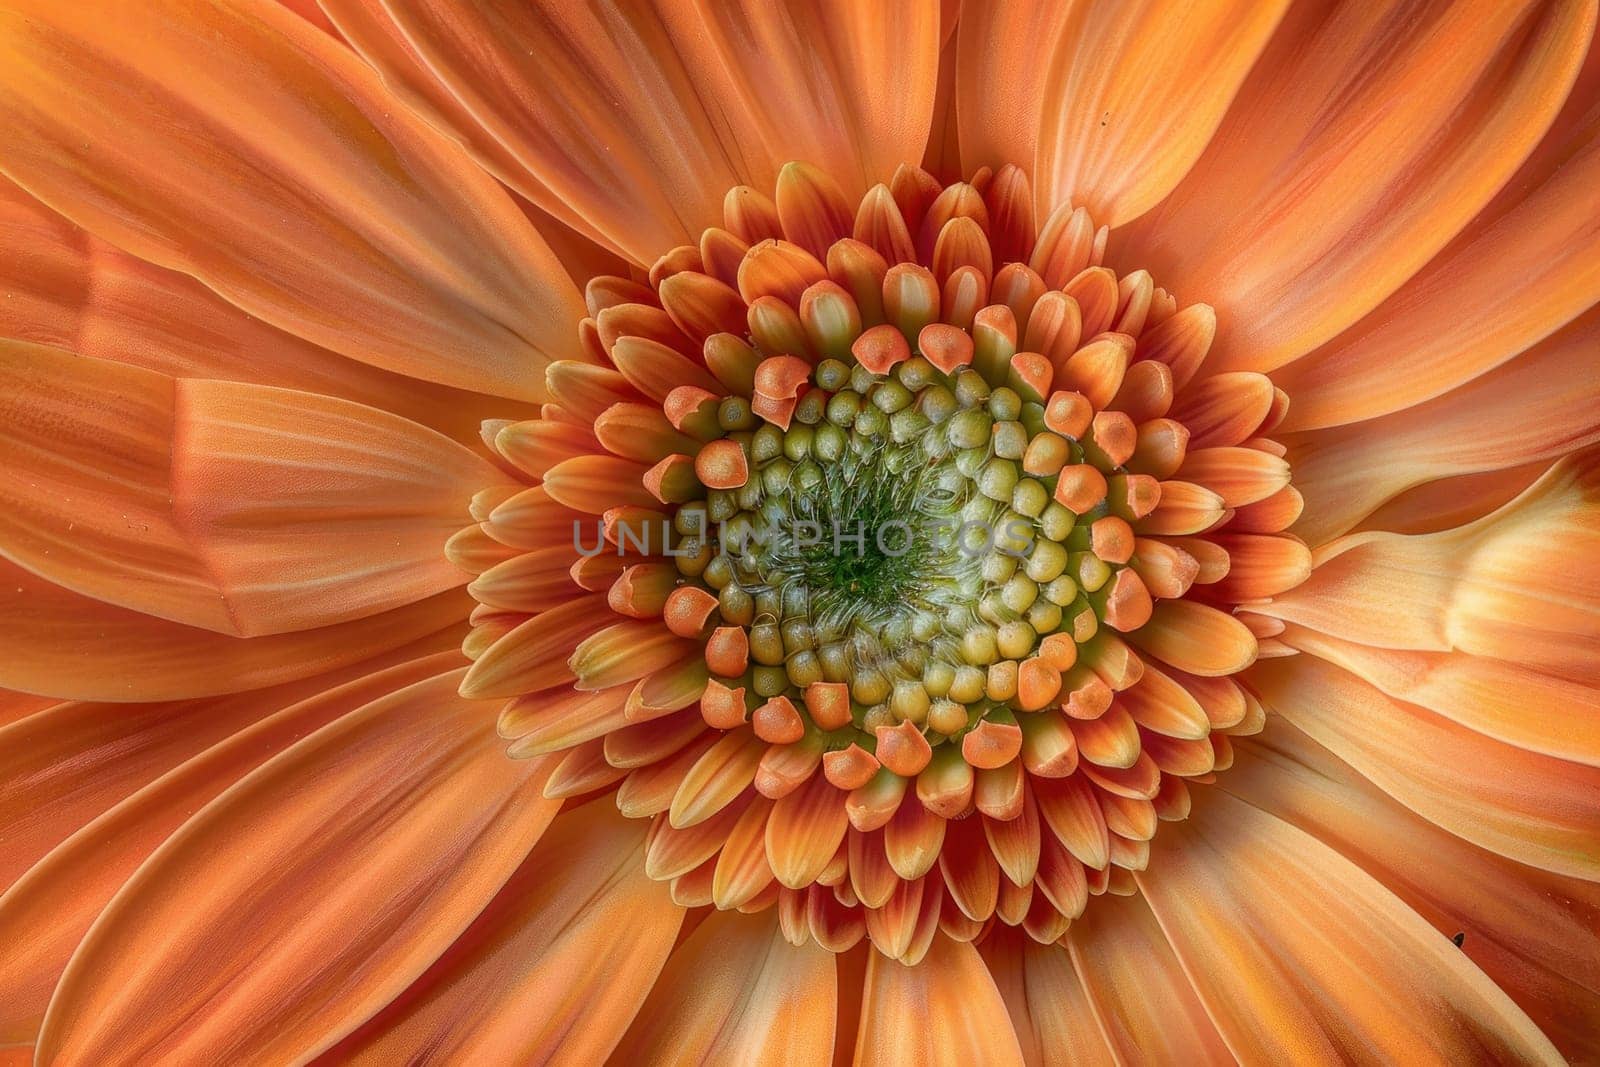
[1,1,1597,1064]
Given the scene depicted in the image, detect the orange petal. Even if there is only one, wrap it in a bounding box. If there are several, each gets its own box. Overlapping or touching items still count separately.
[848,828,899,910]
[497,685,631,756]
[1069,705,1141,769]
[1118,665,1211,741]
[1277,85,1600,431]
[1287,307,1600,544]
[883,795,946,881]
[1137,303,1216,391]
[1203,533,1313,602]
[612,909,835,1065]
[1056,333,1131,410]
[0,177,520,442]
[1135,480,1224,536]
[0,632,462,896]
[36,670,561,1065]
[712,795,777,909]
[983,782,1041,884]
[756,732,825,799]
[1032,775,1109,871]
[0,558,468,702]
[310,0,631,270]
[0,692,53,730]
[1066,893,1233,1062]
[495,419,599,478]
[981,929,1115,1067]
[1128,599,1257,677]
[658,270,750,344]
[467,547,579,614]
[610,336,722,404]
[1177,446,1291,508]
[603,707,706,770]
[1117,0,1595,372]
[0,0,581,400]
[460,593,612,701]
[645,795,753,882]
[1251,654,1600,881]
[1137,789,1564,1064]
[0,650,462,1043]
[1354,461,1548,538]
[1169,371,1276,449]
[548,454,662,514]
[776,161,855,262]
[937,815,1000,922]
[1283,626,1600,767]
[1033,0,1289,227]
[1227,722,1600,1058]
[323,798,681,1064]
[172,378,502,629]
[952,4,1071,175]
[671,730,766,829]
[569,621,697,692]
[863,873,938,964]
[855,936,1024,1066]
[1265,452,1600,676]
[335,2,936,264]
[0,345,500,636]
[547,362,644,423]
[766,773,849,889]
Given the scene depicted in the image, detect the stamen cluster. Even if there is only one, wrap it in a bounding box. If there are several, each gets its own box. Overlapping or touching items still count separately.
[453,162,1308,961]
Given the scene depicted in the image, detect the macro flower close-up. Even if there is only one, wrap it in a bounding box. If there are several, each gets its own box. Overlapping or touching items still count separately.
[0,0,1597,1064]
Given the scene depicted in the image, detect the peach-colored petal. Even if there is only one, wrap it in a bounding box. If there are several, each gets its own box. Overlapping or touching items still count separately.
[276,0,338,36]
[0,559,469,702]
[0,176,527,443]
[324,0,726,263]
[36,670,560,1066]
[1066,892,1233,1063]
[1276,83,1600,430]
[333,1,937,264]
[1285,308,1600,544]
[1202,533,1313,604]
[1137,789,1564,1064]
[1265,452,1600,677]
[613,908,836,1064]
[0,0,580,401]
[0,692,54,730]
[919,14,962,183]
[0,343,233,634]
[1033,0,1289,227]
[321,799,682,1066]
[1116,0,1595,372]
[1283,626,1600,767]
[1353,461,1550,537]
[1227,722,1600,1061]
[1252,654,1600,880]
[0,629,462,896]
[1129,599,1258,677]
[678,0,938,218]
[0,649,463,1044]
[767,774,851,889]
[854,936,1024,1066]
[980,928,1115,1067]
[1,344,503,636]
[314,0,633,281]
[952,1,1073,175]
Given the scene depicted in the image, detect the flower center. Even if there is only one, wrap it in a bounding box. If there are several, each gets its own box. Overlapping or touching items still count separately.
[692,413,982,695]
[455,161,1309,963]
[667,326,1174,800]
